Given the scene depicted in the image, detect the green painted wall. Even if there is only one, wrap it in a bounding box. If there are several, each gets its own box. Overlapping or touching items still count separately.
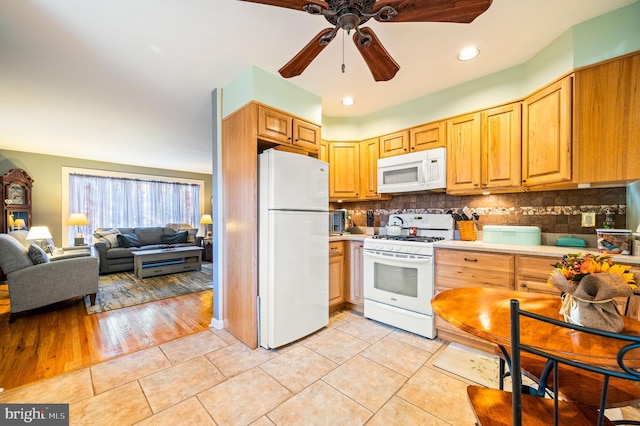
[322,2,640,141]
[0,149,212,247]
[222,66,322,123]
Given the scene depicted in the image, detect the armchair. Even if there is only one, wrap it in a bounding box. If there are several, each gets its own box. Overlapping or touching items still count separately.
[0,234,98,323]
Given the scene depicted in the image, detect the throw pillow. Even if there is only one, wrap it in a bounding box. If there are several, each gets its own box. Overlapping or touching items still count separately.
[28,243,50,265]
[93,229,120,249]
[117,233,141,248]
[161,230,188,244]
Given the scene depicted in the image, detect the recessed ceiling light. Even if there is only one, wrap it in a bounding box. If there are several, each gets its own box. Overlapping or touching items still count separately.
[341,97,355,106]
[457,46,480,61]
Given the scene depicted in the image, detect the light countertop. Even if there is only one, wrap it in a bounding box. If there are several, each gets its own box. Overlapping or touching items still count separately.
[329,234,368,242]
[434,240,640,265]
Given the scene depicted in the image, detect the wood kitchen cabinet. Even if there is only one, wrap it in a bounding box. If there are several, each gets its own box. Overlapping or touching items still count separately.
[573,52,640,184]
[319,139,329,163]
[434,248,514,351]
[379,130,410,158]
[329,241,345,312]
[328,141,360,199]
[410,121,445,152]
[346,240,364,311]
[522,76,573,187]
[360,137,387,200]
[257,104,321,153]
[447,103,521,195]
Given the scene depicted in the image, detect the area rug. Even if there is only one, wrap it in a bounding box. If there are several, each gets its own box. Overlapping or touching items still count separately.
[433,342,501,388]
[84,263,213,314]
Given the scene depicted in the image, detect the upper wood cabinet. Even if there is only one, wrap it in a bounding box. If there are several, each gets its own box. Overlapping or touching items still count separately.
[522,76,572,187]
[446,113,481,192]
[573,52,640,184]
[329,142,360,199]
[379,130,410,158]
[447,104,521,195]
[257,105,320,153]
[319,140,329,163]
[360,137,381,199]
[410,121,445,152]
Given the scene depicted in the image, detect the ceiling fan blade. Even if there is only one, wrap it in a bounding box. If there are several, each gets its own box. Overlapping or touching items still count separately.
[279,28,336,78]
[352,27,400,82]
[238,0,329,12]
[373,0,493,23]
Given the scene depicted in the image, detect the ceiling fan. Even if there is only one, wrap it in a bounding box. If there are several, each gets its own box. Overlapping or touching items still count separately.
[240,0,493,81]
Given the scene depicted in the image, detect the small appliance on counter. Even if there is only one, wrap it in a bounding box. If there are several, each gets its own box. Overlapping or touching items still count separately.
[596,228,632,255]
[329,209,350,235]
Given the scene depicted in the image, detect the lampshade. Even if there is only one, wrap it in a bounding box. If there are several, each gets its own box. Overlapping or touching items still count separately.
[14,219,25,229]
[200,215,213,225]
[7,214,14,227]
[68,213,89,226]
[26,226,52,241]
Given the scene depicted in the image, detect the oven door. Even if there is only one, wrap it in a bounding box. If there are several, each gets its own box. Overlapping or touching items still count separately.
[363,249,433,315]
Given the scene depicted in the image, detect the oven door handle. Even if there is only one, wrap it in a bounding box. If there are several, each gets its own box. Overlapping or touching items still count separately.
[364,250,431,263]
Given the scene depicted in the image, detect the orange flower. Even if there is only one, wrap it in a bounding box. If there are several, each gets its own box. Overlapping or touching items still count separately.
[550,252,636,289]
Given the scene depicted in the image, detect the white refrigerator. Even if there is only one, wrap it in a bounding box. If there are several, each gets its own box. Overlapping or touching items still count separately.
[258,149,329,349]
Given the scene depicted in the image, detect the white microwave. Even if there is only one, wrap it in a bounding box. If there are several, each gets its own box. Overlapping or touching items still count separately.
[377,147,446,193]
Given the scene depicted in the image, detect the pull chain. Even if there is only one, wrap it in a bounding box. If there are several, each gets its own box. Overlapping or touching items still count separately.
[341,30,346,73]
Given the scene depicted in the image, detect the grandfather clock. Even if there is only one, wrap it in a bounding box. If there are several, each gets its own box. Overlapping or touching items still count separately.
[2,168,33,234]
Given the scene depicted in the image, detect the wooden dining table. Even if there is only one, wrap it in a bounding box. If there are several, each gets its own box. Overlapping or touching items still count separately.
[431,287,640,368]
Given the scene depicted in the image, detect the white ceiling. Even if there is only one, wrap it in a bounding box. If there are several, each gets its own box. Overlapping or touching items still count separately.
[0,0,636,174]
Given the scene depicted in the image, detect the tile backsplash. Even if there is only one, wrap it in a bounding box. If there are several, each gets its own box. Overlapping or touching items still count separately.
[332,187,627,236]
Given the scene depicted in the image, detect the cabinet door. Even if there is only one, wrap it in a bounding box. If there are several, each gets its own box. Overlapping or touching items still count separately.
[293,119,320,153]
[379,130,409,158]
[347,241,364,307]
[574,53,640,183]
[410,121,445,152]
[359,138,380,199]
[329,142,360,199]
[446,113,481,192]
[516,255,561,295]
[319,140,329,162]
[522,76,572,186]
[258,105,293,144]
[482,103,522,190]
[329,242,344,310]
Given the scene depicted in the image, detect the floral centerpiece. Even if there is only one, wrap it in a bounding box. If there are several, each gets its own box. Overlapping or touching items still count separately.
[548,252,638,332]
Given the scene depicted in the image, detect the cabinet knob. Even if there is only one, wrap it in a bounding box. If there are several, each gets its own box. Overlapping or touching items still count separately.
[464,258,478,262]
[520,282,527,288]
[473,183,479,187]
[482,183,487,187]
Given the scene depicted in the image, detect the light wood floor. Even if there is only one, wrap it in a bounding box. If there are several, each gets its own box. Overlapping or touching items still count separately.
[0,288,213,391]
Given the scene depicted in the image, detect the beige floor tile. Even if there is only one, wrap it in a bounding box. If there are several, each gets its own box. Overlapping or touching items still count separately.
[251,416,276,426]
[323,355,406,412]
[139,356,225,413]
[267,380,372,426]
[159,330,228,364]
[337,316,394,343]
[386,329,446,354]
[361,336,431,377]
[210,327,240,345]
[197,367,291,426]
[260,345,337,393]
[303,328,369,364]
[91,346,171,394]
[396,365,477,425]
[0,369,93,404]
[206,341,278,378]
[366,396,449,426]
[135,396,215,426]
[70,381,151,425]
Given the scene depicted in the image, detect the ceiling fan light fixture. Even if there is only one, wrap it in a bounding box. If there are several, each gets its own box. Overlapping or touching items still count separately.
[341,97,355,106]
[457,46,480,61]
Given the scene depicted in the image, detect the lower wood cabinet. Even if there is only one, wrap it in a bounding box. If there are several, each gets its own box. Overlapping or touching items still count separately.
[346,241,364,311]
[329,241,345,312]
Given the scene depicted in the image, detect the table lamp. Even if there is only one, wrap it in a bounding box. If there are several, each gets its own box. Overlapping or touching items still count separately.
[14,218,25,230]
[26,226,53,254]
[200,214,213,237]
[68,213,89,246]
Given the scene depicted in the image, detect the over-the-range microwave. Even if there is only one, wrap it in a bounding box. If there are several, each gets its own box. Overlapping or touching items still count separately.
[377,147,446,193]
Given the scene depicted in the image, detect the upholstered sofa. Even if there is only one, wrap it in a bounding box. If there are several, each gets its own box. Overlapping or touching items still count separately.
[0,232,99,322]
[93,225,202,274]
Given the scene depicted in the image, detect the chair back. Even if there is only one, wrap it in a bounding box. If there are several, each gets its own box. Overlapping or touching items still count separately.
[510,298,640,426]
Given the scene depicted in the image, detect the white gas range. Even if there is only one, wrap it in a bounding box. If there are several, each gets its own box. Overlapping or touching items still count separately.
[363,213,454,339]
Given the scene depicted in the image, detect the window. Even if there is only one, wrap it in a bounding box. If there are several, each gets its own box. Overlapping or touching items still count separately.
[63,167,204,245]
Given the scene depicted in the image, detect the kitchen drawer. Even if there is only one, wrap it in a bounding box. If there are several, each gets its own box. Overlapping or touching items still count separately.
[516,255,561,295]
[329,241,344,257]
[435,248,514,289]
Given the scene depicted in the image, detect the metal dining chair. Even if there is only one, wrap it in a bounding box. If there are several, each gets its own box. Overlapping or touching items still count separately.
[467,299,640,426]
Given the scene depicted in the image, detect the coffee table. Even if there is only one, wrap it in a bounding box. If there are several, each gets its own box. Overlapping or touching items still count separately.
[132,246,203,279]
